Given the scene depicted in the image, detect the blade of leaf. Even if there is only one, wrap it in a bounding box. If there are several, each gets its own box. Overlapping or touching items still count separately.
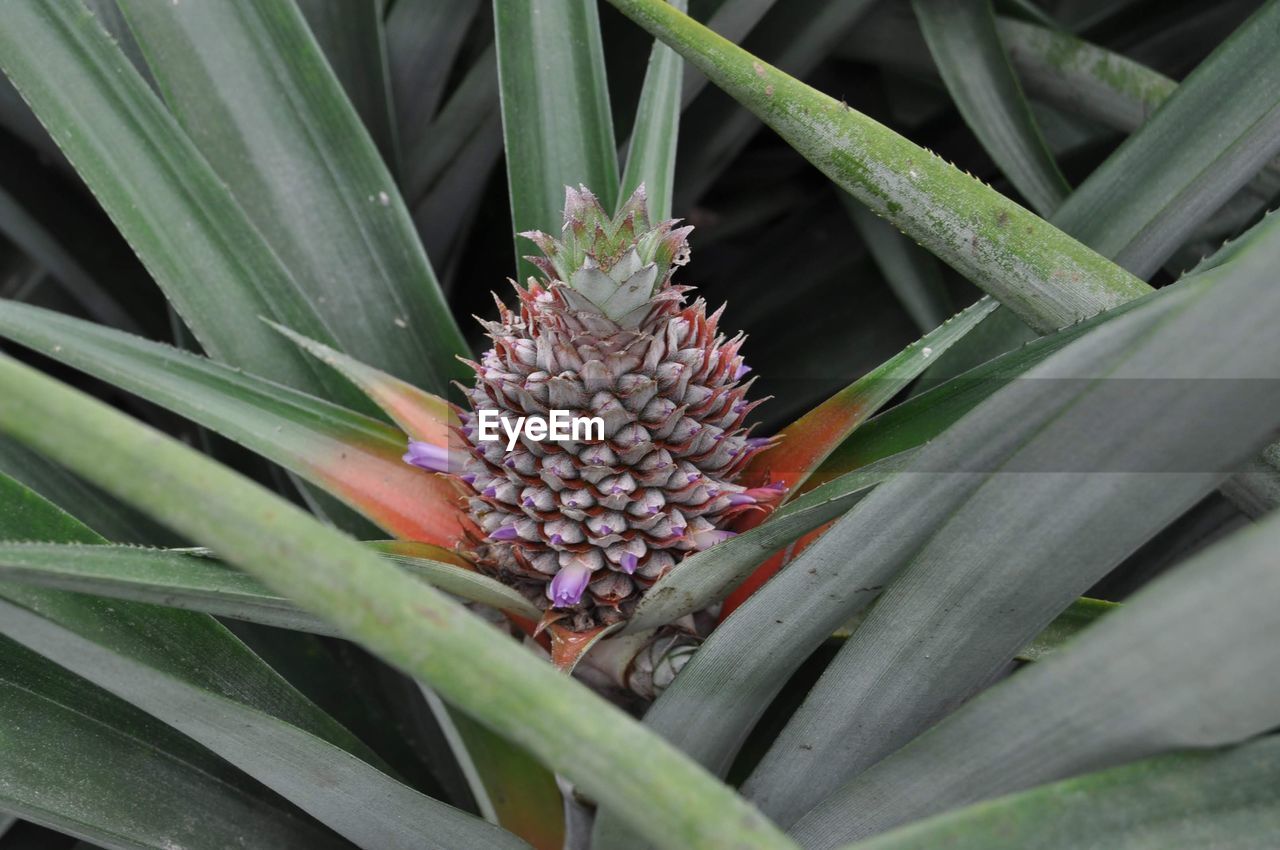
[842,194,952,334]
[0,473,516,850]
[623,449,917,634]
[0,1,367,410]
[296,0,400,170]
[0,434,178,545]
[387,0,482,160]
[741,296,997,496]
[680,0,779,107]
[1,636,351,850]
[620,0,687,220]
[610,0,1151,333]
[0,361,797,850]
[676,0,879,207]
[0,541,541,630]
[598,230,1280,848]
[419,686,566,850]
[739,231,1280,827]
[1051,1,1280,279]
[117,0,469,395]
[403,43,498,206]
[0,299,467,547]
[912,0,1070,216]
[494,0,620,279]
[832,737,1280,850]
[792,509,1280,847]
[271,321,456,448]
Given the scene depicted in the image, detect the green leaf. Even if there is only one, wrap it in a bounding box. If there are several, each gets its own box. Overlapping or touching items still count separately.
[0,472,513,850]
[419,687,566,850]
[387,0,482,160]
[1,636,350,850]
[912,0,1069,216]
[620,0,687,221]
[0,361,797,850]
[609,0,1151,333]
[835,736,1280,850]
[0,300,467,547]
[606,232,1280,849]
[0,541,540,631]
[741,229,1280,827]
[793,510,1280,847]
[0,1,362,409]
[1050,1,1280,279]
[117,0,468,395]
[842,194,952,334]
[677,0,878,206]
[0,435,177,545]
[495,0,620,279]
[623,450,917,634]
[680,0,779,107]
[296,0,400,170]
[403,43,498,206]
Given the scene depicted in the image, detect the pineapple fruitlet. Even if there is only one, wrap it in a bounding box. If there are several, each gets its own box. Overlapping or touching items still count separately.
[409,186,783,629]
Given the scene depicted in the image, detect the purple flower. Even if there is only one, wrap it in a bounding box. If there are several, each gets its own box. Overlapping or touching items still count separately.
[619,552,639,574]
[726,492,756,506]
[734,361,752,380]
[489,525,519,541]
[547,563,592,607]
[746,437,772,451]
[402,440,449,473]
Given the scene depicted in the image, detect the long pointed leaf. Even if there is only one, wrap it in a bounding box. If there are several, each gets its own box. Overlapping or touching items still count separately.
[118,0,468,394]
[835,737,1280,850]
[0,299,466,547]
[495,0,620,278]
[0,1,363,409]
[794,509,1280,847]
[0,357,797,850]
[0,541,539,630]
[913,0,1069,216]
[1,636,350,850]
[620,0,687,220]
[608,0,1150,333]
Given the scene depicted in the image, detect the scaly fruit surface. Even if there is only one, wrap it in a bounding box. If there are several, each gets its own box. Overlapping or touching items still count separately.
[407,186,781,630]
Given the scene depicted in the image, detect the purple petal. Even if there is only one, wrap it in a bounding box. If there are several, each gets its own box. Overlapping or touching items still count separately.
[746,437,771,450]
[547,563,592,607]
[482,486,498,498]
[671,526,686,538]
[726,492,756,506]
[523,496,536,507]
[734,361,752,380]
[489,525,519,541]
[402,441,449,473]
[598,525,613,535]
[619,553,639,574]
[460,473,477,485]
[550,533,564,545]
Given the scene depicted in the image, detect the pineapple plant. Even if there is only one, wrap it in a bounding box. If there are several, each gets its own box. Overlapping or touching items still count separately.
[0,1,1278,849]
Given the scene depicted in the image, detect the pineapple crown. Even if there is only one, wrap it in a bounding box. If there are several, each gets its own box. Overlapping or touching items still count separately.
[520,184,693,326]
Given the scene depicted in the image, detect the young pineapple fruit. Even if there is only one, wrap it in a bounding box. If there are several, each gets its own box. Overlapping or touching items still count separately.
[449,186,779,630]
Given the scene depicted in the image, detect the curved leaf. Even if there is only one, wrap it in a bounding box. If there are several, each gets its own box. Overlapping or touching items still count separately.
[0,299,466,547]
[624,450,915,634]
[118,0,469,395]
[741,230,1280,827]
[610,0,1151,332]
[793,509,1280,847]
[1,636,349,850]
[913,0,1069,216]
[1050,0,1280,279]
[0,356,797,850]
[0,1,362,409]
[0,541,540,630]
[836,737,1280,850]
